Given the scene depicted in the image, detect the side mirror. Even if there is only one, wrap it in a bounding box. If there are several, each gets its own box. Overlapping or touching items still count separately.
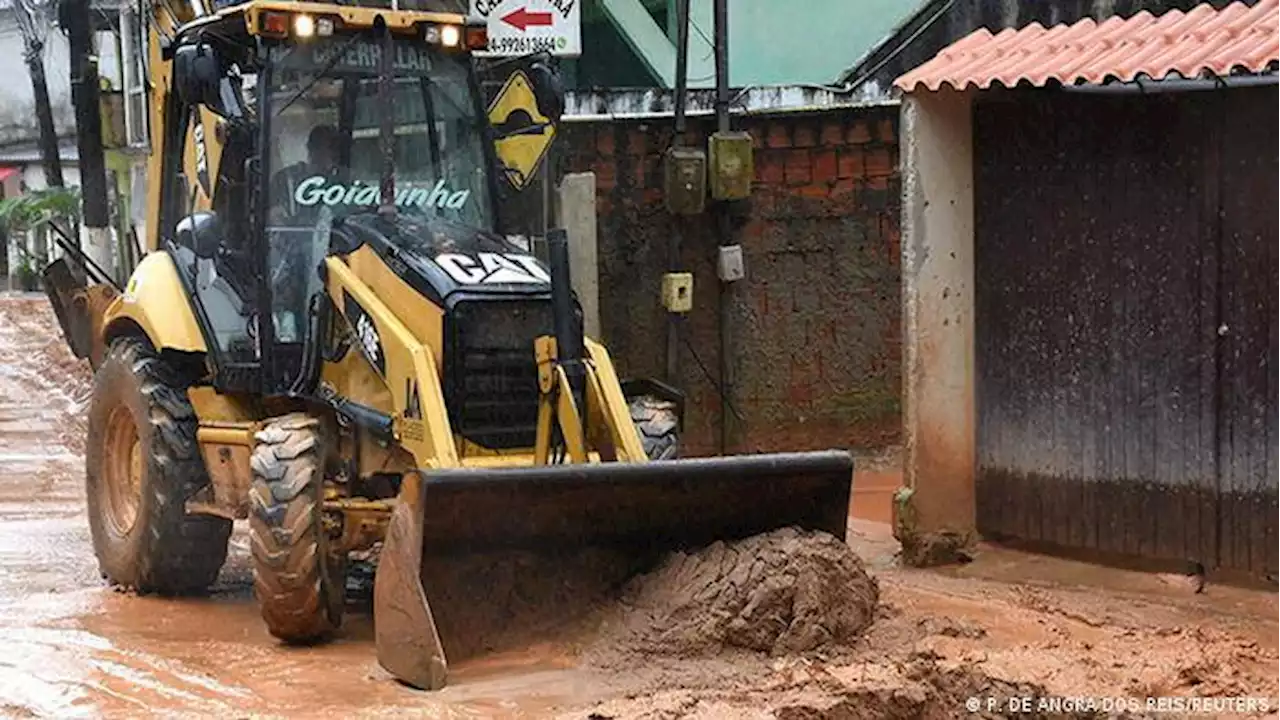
[173,42,224,109]
[176,211,223,260]
[527,59,565,123]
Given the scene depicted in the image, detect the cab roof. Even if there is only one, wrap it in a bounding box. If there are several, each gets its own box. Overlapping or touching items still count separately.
[173,0,474,47]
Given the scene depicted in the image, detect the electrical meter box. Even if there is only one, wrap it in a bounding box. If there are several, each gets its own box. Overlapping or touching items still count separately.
[663,146,707,215]
[708,131,754,201]
[717,245,745,282]
[662,272,694,313]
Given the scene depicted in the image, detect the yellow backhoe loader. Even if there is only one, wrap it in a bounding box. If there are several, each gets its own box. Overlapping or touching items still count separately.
[43,0,854,690]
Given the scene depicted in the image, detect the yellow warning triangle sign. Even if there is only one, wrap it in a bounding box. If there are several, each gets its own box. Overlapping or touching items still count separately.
[487,70,556,191]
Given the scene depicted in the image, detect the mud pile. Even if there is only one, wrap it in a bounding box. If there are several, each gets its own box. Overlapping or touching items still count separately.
[587,528,880,664]
[416,527,881,666]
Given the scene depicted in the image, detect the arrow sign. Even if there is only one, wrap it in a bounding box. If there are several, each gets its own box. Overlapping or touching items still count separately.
[501,7,554,31]
[470,0,581,57]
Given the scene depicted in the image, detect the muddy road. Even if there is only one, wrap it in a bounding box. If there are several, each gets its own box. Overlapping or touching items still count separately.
[0,293,1277,719]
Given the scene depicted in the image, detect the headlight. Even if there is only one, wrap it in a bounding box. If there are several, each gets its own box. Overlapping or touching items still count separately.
[440,24,461,48]
[293,13,315,38]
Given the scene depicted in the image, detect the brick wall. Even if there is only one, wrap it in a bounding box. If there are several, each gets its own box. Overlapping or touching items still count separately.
[556,106,902,457]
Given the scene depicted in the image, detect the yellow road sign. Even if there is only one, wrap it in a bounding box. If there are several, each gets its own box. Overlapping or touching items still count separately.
[487,70,555,191]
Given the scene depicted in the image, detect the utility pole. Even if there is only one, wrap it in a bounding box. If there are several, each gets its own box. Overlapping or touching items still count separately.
[713,0,733,455]
[61,0,114,276]
[14,0,64,189]
[666,0,691,385]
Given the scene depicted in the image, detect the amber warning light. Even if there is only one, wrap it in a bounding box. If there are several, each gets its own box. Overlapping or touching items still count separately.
[423,22,486,51]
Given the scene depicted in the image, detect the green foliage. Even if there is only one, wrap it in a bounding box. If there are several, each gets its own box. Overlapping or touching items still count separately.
[14,254,38,291]
[0,186,82,236]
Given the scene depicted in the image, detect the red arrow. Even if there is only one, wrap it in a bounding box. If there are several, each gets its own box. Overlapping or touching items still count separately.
[501,7,554,31]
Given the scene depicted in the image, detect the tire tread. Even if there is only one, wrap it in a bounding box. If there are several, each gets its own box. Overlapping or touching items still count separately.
[628,395,681,461]
[248,412,340,642]
[90,338,231,595]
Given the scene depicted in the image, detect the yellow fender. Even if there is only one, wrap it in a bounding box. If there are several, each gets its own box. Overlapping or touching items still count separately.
[103,252,207,353]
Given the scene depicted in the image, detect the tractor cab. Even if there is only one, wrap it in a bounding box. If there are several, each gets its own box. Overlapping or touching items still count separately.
[161,3,564,395]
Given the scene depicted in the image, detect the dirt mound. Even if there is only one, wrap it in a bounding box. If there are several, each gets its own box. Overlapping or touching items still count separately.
[587,528,880,664]
[412,528,881,667]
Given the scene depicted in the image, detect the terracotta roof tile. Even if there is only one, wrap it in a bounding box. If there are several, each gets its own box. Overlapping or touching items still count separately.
[894,0,1280,92]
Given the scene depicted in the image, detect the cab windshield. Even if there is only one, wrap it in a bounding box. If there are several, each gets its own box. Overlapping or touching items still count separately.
[265,35,492,230]
[260,34,492,347]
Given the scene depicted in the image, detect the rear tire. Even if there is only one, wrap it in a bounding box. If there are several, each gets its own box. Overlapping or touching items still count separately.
[629,395,680,461]
[249,413,344,642]
[85,337,231,594]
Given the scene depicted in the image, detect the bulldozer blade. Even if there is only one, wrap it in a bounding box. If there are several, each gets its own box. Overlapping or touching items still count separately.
[418,450,854,555]
[374,473,449,691]
[373,450,852,690]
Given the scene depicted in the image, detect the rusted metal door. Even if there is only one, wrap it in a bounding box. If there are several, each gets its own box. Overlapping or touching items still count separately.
[972,85,1278,579]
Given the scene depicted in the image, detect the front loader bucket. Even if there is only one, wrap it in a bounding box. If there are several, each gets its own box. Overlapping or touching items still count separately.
[374,449,853,690]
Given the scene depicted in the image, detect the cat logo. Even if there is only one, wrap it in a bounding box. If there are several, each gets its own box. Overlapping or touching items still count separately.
[404,377,423,420]
[488,69,555,191]
[435,252,551,286]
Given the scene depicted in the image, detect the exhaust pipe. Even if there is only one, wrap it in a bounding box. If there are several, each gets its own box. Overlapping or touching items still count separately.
[546,228,587,428]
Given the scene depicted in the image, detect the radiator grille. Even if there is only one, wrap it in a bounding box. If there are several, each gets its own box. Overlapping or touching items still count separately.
[444,299,555,450]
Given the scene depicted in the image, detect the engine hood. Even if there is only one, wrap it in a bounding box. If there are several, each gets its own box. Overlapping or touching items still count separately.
[338,213,553,305]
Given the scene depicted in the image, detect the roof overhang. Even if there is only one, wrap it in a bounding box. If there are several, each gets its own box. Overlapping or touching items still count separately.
[893,0,1279,94]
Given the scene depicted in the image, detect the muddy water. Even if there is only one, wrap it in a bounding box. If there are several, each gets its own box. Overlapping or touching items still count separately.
[2,292,1277,720]
[0,295,619,719]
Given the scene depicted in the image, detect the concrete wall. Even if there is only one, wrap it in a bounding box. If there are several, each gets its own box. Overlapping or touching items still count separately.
[21,162,81,191]
[0,15,121,147]
[897,88,976,562]
[557,105,903,458]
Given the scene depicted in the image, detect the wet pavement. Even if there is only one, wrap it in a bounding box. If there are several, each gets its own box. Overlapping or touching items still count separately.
[0,292,1276,719]
[0,294,620,719]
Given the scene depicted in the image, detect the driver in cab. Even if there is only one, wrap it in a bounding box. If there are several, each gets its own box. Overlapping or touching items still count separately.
[269,124,342,224]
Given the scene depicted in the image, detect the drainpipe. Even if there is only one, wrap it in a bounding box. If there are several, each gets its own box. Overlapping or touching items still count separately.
[713,0,731,455]
[666,0,690,385]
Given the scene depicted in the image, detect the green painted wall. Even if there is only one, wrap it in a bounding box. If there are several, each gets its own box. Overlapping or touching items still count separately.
[716,0,917,86]
[568,0,920,89]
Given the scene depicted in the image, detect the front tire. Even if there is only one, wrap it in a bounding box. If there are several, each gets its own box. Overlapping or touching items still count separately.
[629,395,680,461]
[85,337,231,594]
[249,413,344,642]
